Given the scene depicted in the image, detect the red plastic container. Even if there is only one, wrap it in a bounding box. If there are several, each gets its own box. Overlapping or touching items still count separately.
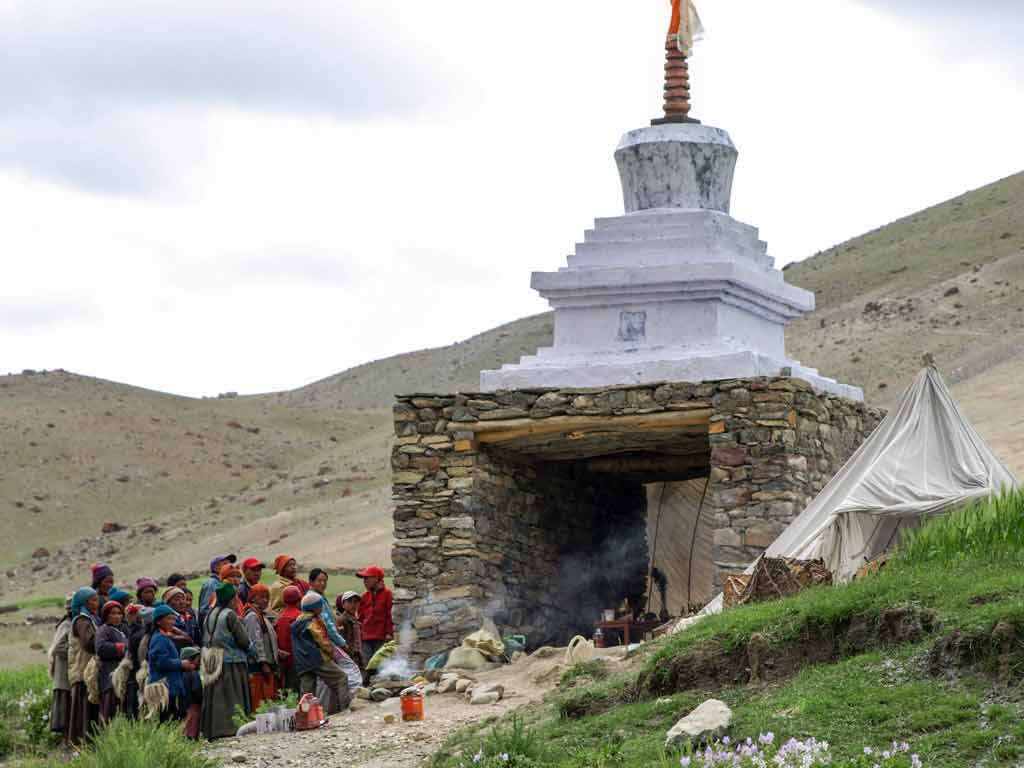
[401,693,425,722]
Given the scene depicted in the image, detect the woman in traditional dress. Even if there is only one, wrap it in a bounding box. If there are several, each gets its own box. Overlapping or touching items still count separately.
[146,604,198,722]
[91,564,114,605]
[136,577,158,608]
[241,583,279,710]
[96,601,131,724]
[164,587,201,647]
[123,604,146,719]
[47,595,73,739]
[66,587,101,745]
[179,647,203,740]
[200,582,254,740]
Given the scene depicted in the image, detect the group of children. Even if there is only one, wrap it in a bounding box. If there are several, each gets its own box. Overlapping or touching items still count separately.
[47,554,395,744]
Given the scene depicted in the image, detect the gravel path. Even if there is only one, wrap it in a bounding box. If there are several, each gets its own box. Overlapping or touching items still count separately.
[204,649,598,768]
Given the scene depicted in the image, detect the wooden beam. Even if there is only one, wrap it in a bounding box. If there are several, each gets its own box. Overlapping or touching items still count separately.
[463,409,713,445]
[585,453,709,475]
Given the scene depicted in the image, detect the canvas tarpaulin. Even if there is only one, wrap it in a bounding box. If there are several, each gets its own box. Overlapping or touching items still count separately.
[695,366,1017,620]
[763,366,1017,582]
[646,478,715,614]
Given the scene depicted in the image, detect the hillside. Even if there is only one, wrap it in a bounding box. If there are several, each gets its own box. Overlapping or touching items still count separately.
[2,169,1023,614]
[0,370,394,602]
[273,313,555,410]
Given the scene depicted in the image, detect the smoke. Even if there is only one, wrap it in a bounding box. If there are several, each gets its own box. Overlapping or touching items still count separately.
[374,618,417,680]
[555,519,649,631]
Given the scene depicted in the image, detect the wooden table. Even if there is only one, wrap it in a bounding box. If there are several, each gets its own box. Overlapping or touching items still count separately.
[595,619,661,646]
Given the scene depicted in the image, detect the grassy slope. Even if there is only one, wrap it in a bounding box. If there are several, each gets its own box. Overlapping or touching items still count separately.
[431,493,1024,767]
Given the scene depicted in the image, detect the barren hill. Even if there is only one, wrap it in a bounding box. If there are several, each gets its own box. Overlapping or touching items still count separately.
[3,170,1023,608]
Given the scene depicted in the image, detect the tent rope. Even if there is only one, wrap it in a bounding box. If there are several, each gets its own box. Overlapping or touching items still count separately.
[645,483,669,614]
[687,475,711,609]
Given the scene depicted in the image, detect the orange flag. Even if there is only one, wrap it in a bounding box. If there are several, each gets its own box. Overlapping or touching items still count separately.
[668,0,704,55]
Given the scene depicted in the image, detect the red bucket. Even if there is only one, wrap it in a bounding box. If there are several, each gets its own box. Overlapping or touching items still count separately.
[401,693,425,722]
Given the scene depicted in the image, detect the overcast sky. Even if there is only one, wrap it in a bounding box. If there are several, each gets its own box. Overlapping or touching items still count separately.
[1,0,1022,397]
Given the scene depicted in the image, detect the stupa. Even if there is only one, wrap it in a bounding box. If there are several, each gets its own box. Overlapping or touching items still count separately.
[480,2,861,402]
[388,4,879,661]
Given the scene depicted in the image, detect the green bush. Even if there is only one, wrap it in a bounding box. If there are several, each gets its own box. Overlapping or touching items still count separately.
[70,718,218,768]
[0,665,58,758]
[450,716,548,767]
[232,687,301,729]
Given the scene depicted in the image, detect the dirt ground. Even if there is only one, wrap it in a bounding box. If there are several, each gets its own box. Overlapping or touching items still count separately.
[204,647,630,768]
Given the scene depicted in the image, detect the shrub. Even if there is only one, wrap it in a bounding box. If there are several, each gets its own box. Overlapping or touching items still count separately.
[0,665,59,757]
[456,716,548,767]
[559,660,610,688]
[70,718,218,768]
[232,688,301,728]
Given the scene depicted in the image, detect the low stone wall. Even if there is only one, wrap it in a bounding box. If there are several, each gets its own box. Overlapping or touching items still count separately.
[391,378,884,659]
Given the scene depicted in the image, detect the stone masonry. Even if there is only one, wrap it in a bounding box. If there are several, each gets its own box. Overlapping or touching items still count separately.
[391,376,883,660]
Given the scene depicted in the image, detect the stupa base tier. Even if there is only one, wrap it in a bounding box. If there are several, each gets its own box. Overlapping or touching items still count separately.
[480,349,863,402]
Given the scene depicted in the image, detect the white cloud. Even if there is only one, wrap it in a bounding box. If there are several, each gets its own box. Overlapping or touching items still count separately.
[0,0,1022,396]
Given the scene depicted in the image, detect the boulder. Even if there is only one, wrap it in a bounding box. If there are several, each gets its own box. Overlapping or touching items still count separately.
[369,688,392,702]
[31,547,49,559]
[665,699,732,749]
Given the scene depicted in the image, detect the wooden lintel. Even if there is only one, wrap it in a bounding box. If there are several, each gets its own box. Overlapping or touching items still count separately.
[585,453,709,475]
[465,409,712,445]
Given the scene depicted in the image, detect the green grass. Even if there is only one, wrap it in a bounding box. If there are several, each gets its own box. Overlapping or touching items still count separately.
[68,718,217,768]
[900,490,1024,565]
[0,665,57,761]
[13,596,65,612]
[559,660,611,689]
[435,648,1024,767]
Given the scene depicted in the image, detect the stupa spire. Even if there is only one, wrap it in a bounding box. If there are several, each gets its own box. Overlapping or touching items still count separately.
[655,0,704,125]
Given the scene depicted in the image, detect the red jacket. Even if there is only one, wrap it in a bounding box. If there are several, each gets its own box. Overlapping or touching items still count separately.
[275,605,301,670]
[358,586,394,641]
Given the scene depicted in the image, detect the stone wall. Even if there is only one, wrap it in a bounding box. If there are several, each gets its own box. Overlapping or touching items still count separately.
[705,378,884,584]
[391,378,883,659]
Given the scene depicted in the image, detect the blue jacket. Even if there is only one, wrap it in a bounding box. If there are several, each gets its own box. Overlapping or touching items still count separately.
[290,614,326,677]
[148,631,186,698]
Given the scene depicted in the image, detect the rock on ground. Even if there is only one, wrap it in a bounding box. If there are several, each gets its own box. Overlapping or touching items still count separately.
[665,699,732,749]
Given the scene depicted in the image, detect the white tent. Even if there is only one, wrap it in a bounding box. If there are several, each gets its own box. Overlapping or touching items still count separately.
[764,365,1018,583]
[690,366,1019,622]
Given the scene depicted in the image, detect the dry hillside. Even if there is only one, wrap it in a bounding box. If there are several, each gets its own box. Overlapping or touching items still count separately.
[2,170,1023,614]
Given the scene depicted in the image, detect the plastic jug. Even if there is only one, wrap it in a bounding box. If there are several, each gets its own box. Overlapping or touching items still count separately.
[295,693,326,731]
